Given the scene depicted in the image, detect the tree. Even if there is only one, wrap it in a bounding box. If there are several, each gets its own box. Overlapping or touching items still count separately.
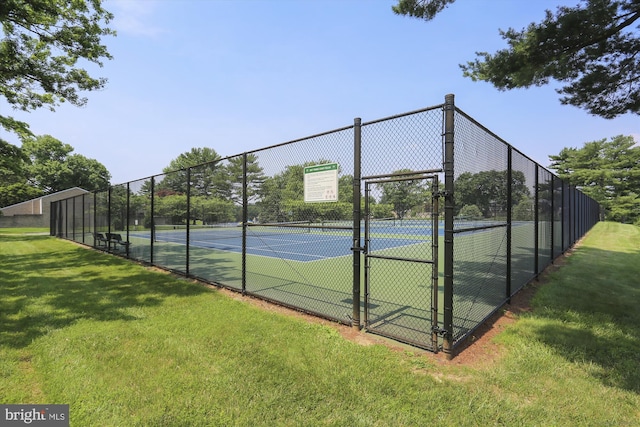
[225,154,266,204]
[378,169,429,219]
[22,134,110,193]
[454,170,530,218]
[393,0,640,118]
[512,198,535,221]
[158,147,237,200]
[0,182,42,208]
[256,161,354,223]
[549,134,640,222]
[0,139,29,185]
[1,0,115,138]
[458,204,483,220]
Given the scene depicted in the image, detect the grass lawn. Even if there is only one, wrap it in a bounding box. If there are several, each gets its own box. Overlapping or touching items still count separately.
[1,222,639,426]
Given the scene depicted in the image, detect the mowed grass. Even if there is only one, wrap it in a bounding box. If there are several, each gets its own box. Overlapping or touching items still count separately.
[1,223,639,426]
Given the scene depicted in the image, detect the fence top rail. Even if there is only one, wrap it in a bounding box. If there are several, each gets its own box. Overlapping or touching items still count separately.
[361,103,444,127]
[362,168,443,181]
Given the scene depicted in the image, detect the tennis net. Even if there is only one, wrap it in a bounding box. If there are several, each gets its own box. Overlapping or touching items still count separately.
[154,221,314,241]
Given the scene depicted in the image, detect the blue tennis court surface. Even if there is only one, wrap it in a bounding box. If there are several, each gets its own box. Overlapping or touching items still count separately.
[147,230,431,262]
[134,219,513,262]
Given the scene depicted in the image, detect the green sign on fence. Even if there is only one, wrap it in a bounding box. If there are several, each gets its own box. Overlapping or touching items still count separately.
[304,163,338,203]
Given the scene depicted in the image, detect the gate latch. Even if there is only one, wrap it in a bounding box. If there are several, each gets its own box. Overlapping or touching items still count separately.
[431,325,448,336]
[433,190,452,200]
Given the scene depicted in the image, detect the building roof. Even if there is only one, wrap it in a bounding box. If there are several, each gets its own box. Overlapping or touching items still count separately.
[1,187,89,215]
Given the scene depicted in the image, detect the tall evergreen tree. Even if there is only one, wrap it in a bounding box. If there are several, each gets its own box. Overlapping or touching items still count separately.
[549,135,640,222]
[393,0,640,117]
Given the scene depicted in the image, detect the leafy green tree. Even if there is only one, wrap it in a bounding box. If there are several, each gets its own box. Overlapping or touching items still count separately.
[458,204,483,220]
[0,182,42,208]
[191,196,236,225]
[608,193,640,223]
[1,0,115,138]
[225,154,266,204]
[21,135,110,193]
[256,161,354,223]
[152,194,235,225]
[0,139,29,184]
[454,170,530,218]
[549,134,640,221]
[378,169,430,219]
[160,147,224,196]
[257,164,307,223]
[109,184,128,231]
[154,194,188,225]
[393,0,640,118]
[512,198,535,221]
[0,139,43,207]
[369,203,394,220]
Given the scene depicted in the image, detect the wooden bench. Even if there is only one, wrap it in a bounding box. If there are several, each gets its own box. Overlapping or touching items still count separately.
[106,233,131,250]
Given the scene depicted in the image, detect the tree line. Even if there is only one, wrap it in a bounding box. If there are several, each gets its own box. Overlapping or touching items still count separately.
[111,149,399,229]
[0,135,110,208]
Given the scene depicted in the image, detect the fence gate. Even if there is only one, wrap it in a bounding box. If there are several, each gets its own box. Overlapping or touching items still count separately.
[362,171,441,351]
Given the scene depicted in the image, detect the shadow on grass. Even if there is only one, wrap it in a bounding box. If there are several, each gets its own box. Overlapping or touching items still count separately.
[449,230,640,393]
[450,243,532,337]
[0,235,210,349]
[524,245,640,393]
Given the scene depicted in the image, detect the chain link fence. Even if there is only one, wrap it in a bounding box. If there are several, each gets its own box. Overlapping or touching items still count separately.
[50,94,601,356]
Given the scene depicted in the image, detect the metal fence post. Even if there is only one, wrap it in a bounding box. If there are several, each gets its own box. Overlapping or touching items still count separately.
[534,164,539,275]
[186,168,191,276]
[150,176,155,265]
[72,196,76,242]
[352,117,362,329]
[82,194,86,244]
[443,94,455,358]
[550,175,555,260]
[506,147,512,301]
[126,183,130,257]
[242,152,248,295]
[107,187,112,239]
[93,191,97,245]
[431,175,440,351]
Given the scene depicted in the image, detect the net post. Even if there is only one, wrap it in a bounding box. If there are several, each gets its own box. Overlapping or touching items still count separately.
[352,117,362,330]
[442,94,455,359]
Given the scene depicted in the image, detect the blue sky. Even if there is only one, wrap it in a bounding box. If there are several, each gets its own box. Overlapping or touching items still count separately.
[3,0,638,184]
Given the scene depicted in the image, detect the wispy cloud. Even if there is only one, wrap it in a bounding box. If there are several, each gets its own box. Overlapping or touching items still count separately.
[108,0,165,37]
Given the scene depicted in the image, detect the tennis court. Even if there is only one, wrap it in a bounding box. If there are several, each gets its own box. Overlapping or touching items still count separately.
[143,220,438,262]
[132,219,520,264]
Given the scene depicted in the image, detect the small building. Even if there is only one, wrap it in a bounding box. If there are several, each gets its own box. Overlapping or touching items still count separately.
[0,187,89,229]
